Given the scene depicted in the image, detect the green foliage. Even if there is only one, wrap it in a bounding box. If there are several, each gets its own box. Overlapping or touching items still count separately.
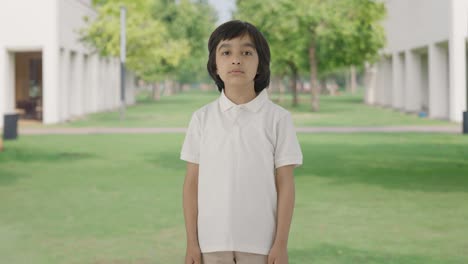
[81,0,216,83]
[235,0,386,76]
[236,0,308,77]
[153,0,217,83]
[314,0,387,73]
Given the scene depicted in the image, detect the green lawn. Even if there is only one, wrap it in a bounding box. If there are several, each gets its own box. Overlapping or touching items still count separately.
[1,133,467,263]
[27,89,456,128]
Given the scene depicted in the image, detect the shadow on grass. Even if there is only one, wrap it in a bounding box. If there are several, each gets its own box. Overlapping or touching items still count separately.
[289,243,458,264]
[0,145,96,185]
[0,147,95,163]
[144,151,183,172]
[0,168,28,185]
[296,141,468,193]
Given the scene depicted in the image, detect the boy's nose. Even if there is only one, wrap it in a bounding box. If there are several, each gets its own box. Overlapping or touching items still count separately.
[231,56,241,64]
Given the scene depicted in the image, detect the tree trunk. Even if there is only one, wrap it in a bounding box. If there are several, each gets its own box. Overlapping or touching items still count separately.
[279,77,285,103]
[175,82,182,93]
[351,65,357,94]
[346,69,351,93]
[309,41,319,111]
[289,63,298,107]
[152,83,160,101]
[269,76,280,98]
[164,78,173,96]
[299,80,304,93]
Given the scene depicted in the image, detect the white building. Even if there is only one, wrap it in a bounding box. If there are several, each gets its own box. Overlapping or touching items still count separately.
[0,0,136,127]
[365,0,468,122]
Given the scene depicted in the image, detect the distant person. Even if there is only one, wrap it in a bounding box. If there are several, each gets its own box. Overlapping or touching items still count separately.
[181,20,303,264]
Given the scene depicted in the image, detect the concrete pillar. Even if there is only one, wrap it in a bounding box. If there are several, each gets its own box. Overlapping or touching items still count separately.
[448,0,468,122]
[375,60,385,105]
[364,62,377,105]
[89,54,99,113]
[59,48,70,121]
[98,57,104,111]
[43,45,60,124]
[429,43,449,119]
[102,58,109,110]
[113,58,119,108]
[0,50,15,127]
[383,57,393,107]
[0,48,5,127]
[1,51,14,112]
[392,52,405,109]
[82,54,90,114]
[75,53,83,116]
[421,53,429,112]
[405,50,421,112]
[104,58,110,110]
[69,51,77,117]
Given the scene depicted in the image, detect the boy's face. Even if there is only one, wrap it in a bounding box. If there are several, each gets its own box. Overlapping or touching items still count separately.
[215,34,259,90]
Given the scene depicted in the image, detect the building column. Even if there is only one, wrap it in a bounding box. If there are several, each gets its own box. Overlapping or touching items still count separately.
[59,48,70,121]
[364,62,377,105]
[405,50,421,112]
[75,53,84,116]
[43,45,60,124]
[90,54,99,113]
[99,57,105,111]
[448,0,468,122]
[113,58,119,108]
[82,55,90,114]
[429,43,449,119]
[420,52,429,113]
[0,48,5,127]
[392,52,405,110]
[383,56,393,107]
[67,51,79,118]
[375,60,384,105]
[0,49,15,127]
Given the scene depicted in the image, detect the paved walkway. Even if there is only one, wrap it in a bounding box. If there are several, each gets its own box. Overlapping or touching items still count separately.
[18,126,462,135]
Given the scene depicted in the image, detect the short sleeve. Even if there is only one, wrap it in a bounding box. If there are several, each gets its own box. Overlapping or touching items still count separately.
[180,113,201,164]
[274,112,303,169]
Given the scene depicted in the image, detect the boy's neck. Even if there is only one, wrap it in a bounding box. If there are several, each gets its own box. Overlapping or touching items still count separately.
[224,85,257,105]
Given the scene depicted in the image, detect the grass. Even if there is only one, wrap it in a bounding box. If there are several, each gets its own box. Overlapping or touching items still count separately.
[1,133,468,263]
[23,89,457,128]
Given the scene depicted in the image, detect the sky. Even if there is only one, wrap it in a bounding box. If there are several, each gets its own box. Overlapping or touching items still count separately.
[207,0,236,25]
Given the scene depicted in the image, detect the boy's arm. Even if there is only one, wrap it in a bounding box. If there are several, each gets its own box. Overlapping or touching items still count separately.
[273,164,296,248]
[183,162,200,247]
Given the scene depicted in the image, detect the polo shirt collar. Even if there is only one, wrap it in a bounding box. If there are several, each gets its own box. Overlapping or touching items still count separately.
[219,89,268,112]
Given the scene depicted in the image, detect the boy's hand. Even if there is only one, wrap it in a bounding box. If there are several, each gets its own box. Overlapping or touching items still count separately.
[268,243,288,264]
[185,244,202,264]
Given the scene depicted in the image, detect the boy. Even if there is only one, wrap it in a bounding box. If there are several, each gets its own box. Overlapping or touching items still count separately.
[181,20,303,264]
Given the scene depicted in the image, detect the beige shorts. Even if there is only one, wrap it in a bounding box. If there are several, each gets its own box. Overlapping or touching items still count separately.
[202,251,268,264]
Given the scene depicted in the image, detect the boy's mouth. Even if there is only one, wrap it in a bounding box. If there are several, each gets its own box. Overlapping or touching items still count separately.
[229,70,244,74]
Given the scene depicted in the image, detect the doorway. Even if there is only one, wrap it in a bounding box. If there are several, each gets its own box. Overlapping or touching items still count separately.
[15,52,43,121]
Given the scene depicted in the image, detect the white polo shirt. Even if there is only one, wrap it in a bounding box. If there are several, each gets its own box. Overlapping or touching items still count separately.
[180,88,303,255]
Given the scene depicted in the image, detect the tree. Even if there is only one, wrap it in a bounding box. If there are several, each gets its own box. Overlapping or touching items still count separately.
[82,0,188,82]
[297,0,386,110]
[236,0,308,107]
[236,0,386,111]
[155,0,217,86]
[81,0,216,99]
